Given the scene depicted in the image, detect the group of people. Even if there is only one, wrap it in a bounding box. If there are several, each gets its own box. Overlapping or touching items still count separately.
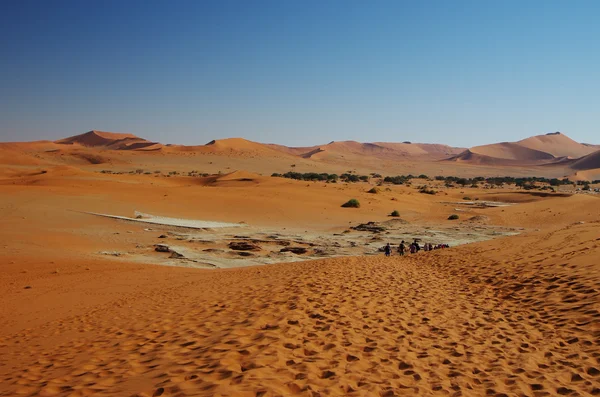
[383,240,450,256]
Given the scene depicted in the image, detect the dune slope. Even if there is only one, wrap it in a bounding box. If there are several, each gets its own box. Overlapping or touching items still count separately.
[0,219,598,396]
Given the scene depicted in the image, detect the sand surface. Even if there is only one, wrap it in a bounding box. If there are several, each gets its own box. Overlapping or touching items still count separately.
[1,133,599,396]
[1,220,599,396]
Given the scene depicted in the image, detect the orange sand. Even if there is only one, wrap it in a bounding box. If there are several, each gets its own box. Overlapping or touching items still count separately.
[0,132,599,396]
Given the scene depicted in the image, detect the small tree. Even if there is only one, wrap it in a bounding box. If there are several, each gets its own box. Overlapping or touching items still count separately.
[341,199,360,208]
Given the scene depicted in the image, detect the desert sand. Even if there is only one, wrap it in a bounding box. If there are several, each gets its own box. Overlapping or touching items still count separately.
[0,131,599,396]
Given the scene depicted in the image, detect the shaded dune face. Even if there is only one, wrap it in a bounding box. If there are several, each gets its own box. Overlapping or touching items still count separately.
[571,150,600,171]
[56,130,161,151]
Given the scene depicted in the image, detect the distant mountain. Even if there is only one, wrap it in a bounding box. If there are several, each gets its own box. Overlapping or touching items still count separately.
[448,132,599,166]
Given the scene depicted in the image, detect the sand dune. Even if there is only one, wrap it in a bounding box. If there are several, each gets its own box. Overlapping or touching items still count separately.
[468,143,555,162]
[0,219,598,396]
[517,132,599,159]
[57,130,161,151]
[1,128,599,397]
[570,150,600,171]
[267,141,464,161]
[5,130,599,179]
[450,132,600,167]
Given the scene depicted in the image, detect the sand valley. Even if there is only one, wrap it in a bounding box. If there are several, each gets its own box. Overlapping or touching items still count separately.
[0,131,599,396]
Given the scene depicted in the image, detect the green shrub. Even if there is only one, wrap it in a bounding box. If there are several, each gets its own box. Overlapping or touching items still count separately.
[367,187,379,194]
[463,196,472,200]
[390,210,400,217]
[341,199,360,208]
[448,214,459,220]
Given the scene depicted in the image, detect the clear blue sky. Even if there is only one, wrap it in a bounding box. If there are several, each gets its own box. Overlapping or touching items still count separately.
[1,0,598,147]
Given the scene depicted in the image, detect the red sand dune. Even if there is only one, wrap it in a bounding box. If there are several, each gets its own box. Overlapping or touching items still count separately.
[267,141,464,161]
[517,132,599,159]
[165,138,299,160]
[56,130,161,151]
[449,132,598,166]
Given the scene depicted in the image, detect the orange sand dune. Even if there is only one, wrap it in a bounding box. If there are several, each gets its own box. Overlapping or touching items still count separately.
[0,221,598,396]
[517,132,599,159]
[451,132,599,167]
[0,158,599,396]
[470,142,555,162]
[164,138,300,160]
[57,130,161,151]
[267,141,464,161]
[569,169,600,182]
[4,130,591,178]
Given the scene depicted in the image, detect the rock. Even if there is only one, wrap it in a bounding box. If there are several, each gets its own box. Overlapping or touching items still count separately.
[169,251,184,259]
[280,247,308,254]
[155,244,170,253]
[351,222,387,233]
[228,241,261,251]
[203,248,224,253]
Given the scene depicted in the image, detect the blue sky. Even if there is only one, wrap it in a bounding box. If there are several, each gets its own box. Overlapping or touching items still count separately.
[1,0,598,147]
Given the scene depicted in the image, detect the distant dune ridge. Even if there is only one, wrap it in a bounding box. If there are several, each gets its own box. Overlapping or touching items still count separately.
[449,132,600,170]
[56,130,162,151]
[266,140,464,161]
[1,130,599,177]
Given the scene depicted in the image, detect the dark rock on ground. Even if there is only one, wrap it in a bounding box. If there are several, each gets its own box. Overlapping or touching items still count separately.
[351,222,387,233]
[228,241,261,251]
[155,244,170,253]
[280,247,308,254]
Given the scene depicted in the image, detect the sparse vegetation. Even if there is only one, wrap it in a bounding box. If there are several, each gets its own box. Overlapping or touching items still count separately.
[463,196,472,200]
[341,198,360,208]
[448,214,459,220]
[269,172,586,190]
[390,210,400,217]
[271,172,369,183]
[419,187,437,195]
[367,187,379,194]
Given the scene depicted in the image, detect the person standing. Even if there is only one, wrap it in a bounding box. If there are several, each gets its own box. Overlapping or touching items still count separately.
[384,243,391,257]
[398,241,406,256]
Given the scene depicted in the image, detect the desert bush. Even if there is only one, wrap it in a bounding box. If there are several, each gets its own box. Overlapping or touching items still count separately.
[448,214,459,220]
[419,187,437,195]
[341,199,360,208]
[367,187,379,194]
[390,210,400,217]
[463,196,472,200]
